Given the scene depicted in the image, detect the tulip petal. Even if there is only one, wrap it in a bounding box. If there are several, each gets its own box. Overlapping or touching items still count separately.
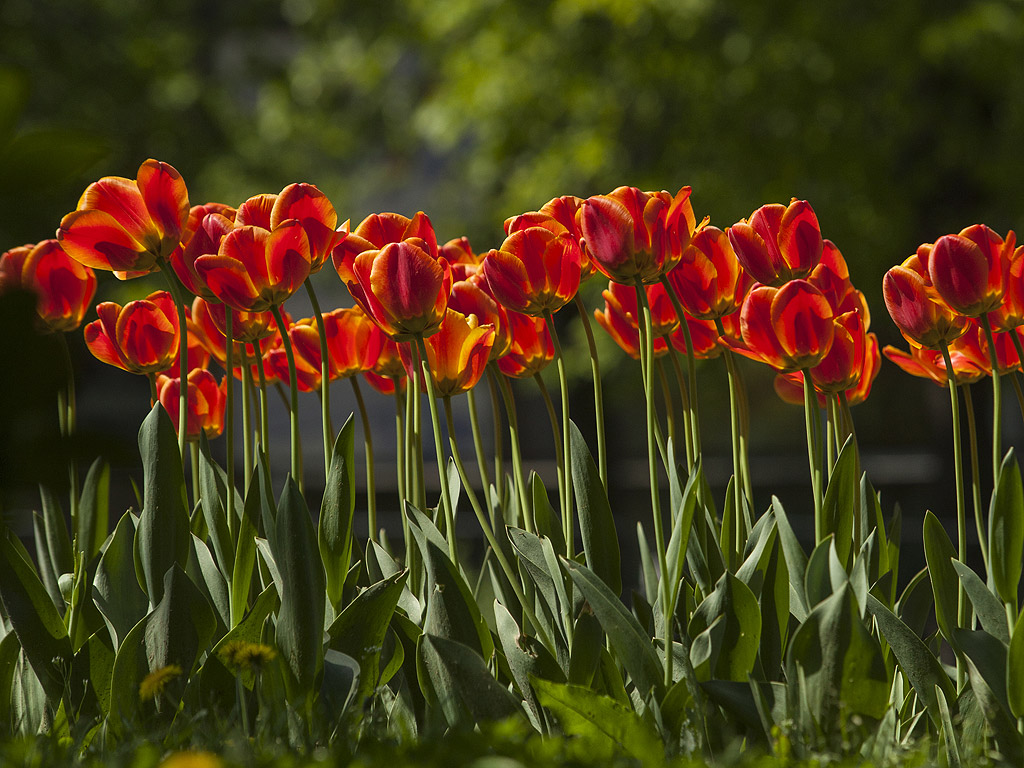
[78,176,152,244]
[195,253,262,313]
[137,159,189,246]
[57,209,152,272]
[778,200,822,277]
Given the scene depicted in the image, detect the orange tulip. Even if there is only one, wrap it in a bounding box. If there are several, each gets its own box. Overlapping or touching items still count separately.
[736,280,834,372]
[497,311,554,378]
[400,309,494,396]
[364,336,408,394]
[809,310,867,393]
[84,290,179,374]
[172,208,235,300]
[156,368,226,441]
[951,320,1021,375]
[57,159,189,276]
[665,226,749,321]
[290,307,387,381]
[727,199,822,286]
[593,280,678,360]
[669,315,726,360]
[923,224,1015,317]
[883,255,967,349]
[482,227,583,315]
[580,186,701,284]
[449,272,511,360]
[989,244,1024,332]
[1,240,97,333]
[883,343,984,387]
[270,183,341,273]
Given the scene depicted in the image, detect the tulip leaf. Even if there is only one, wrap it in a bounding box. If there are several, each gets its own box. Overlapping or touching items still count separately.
[665,462,701,600]
[569,419,621,595]
[187,534,230,634]
[804,536,835,609]
[230,465,262,627]
[568,609,605,688]
[988,449,1023,606]
[922,511,960,646]
[106,614,150,735]
[1008,610,1024,718]
[508,526,562,634]
[201,583,279,706]
[197,434,237,579]
[145,564,216,689]
[39,485,72,585]
[961,649,1023,763]
[320,416,356,609]
[866,593,953,726]
[273,476,327,706]
[93,512,148,650]
[821,435,857,567]
[532,677,663,764]
[31,507,63,613]
[417,633,523,728]
[0,531,72,704]
[77,457,110,564]
[0,633,22,727]
[135,403,190,605]
[771,496,809,621]
[936,684,962,768]
[564,558,663,699]
[688,571,761,683]
[531,471,565,556]
[951,560,1009,645]
[494,599,564,725]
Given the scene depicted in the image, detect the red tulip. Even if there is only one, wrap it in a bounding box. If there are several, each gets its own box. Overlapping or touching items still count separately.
[1,240,97,333]
[270,183,341,273]
[364,336,408,394]
[57,159,189,276]
[727,199,823,286]
[482,227,583,316]
[580,186,702,284]
[84,290,179,374]
[497,311,555,378]
[156,368,226,441]
[809,310,867,393]
[333,211,438,266]
[951,320,1021,375]
[449,273,511,360]
[669,315,726,360]
[924,225,1015,317]
[883,256,967,349]
[736,280,834,372]
[439,236,481,282]
[290,307,387,381]
[883,343,985,387]
[172,208,236,300]
[808,240,870,321]
[666,226,749,321]
[400,309,495,396]
[593,280,678,360]
[989,245,1024,332]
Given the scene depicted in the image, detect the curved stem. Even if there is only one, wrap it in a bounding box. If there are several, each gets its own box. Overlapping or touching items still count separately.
[636,281,672,688]
[494,366,532,531]
[147,373,159,408]
[533,372,566,528]
[304,278,332,479]
[159,261,190,459]
[802,369,823,542]
[838,391,862,552]
[981,316,1003,476]
[661,276,702,463]
[574,293,607,488]
[466,388,492,517]
[543,309,574,557]
[443,396,554,651]
[270,305,302,490]
[351,376,377,543]
[393,385,407,504]
[224,308,236,540]
[415,336,457,563]
[961,384,988,570]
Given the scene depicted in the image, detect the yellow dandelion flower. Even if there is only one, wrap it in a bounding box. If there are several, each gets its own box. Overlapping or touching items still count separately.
[218,640,276,671]
[158,750,224,768]
[139,664,183,701]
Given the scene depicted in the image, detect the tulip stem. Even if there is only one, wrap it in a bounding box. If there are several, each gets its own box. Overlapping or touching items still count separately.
[351,376,377,543]
[533,373,566,529]
[147,373,158,408]
[415,335,458,563]
[270,305,302,492]
[574,294,608,488]
[466,388,492,521]
[980,315,1003,475]
[487,371,506,514]
[961,384,988,571]
[251,343,270,466]
[409,343,426,511]
[543,309,574,558]
[666,343,694,469]
[826,395,838,476]
[661,277,703,464]
[839,391,863,554]
[224,308,237,540]
[493,366,532,532]
[721,344,746,558]
[304,278,332,480]
[636,281,672,689]
[802,369,823,542]
[393,386,406,506]
[442,395,553,651]
[190,442,201,513]
[241,355,254,492]
[159,261,190,460]
[55,335,80,533]
[655,357,677,451]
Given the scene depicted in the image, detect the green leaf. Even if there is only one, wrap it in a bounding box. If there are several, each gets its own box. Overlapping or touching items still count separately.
[664,462,701,599]
[187,535,230,633]
[145,564,216,695]
[197,435,237,579]
[327,571,408,705]
[951,560,1009,645]
[804,536,835,609]
[568,610,604,687]
[961,650,1023,763]
[786,584,889,727]
[230,466,262,627]
[417,634,523,728]
[922,511,960,645]
[494,600,564,725]
[93,513,148,650]
[988,449,1023,605]
[564,558,663,699]
[39,485,72,582]
[688,571,761,682]
[531,471,565,556]
[273,477,327,705]
[533,677,663,764]
[135,403,190,604]
[508,526,563,637]
[936,684,962,768]
[866,594,953,727]
[77,458,110,564]
[0,633,22,727]
[821,435,857,567]
[106,614,150,735]
[771,496,809,621]
[1008,610,1024,718]
[202,583,278,704]
[320,416,356,609]
[0,530,71,703]
[569,419,621,595]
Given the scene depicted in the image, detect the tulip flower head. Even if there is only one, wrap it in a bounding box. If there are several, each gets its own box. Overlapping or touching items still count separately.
[270,183,341,273]
[736,280,834,372]
[156,368,226,441]
[922,225,1015,318]
[883,343,985,387]
[449,273,512,360]
[172,209,236,300]
[482,226,583,316]
[400,309,495,396]
[593,280,678,360]
[58,159,189,277]
[497,311,555,378]
[290,307,387,381]
[727,199,823,286]
[1,240,97,333]
[882,255,967,349]
[85,290,180,375]
[666,225,749,321]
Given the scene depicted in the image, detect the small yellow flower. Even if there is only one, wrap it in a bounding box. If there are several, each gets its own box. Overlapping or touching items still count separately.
[218,640,276,671]
[139,664,183,702]
[158,750,223,768]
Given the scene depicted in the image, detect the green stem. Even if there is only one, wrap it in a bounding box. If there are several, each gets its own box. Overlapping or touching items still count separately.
[190,442,201,512]
[1011,373,1024,426]
[443,396,554,651]
[838,391,862,554]
[534,372,566,531]
[961,384,988,571]
[241,356,254,492]
[666,342,694,469]
[56,335,79,530]
[494,366,532,532]
[159,261,190,460]
[304,278,332,479]
[574,293,607,488]
[466,388,492,517]
[636,281,672,689]
[544,309,574,558]
[981,316,1003,476]
[487,370,506,512]
[224,308,237,541]
[718,331,746,562]
[415,335,457,563]
[655,356,676,452]
[826,394,838,476]
[252,344,270,465]
[661,276,702,464]
[351,377,377,543]
[393,385,407,505]
[802,369,823,542]
[147,373,158,405]
[270,305,302,490]
[410,343,426,510]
